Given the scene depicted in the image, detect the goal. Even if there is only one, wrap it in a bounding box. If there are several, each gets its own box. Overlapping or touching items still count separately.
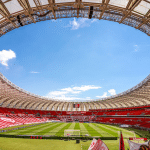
[64,130,80,137]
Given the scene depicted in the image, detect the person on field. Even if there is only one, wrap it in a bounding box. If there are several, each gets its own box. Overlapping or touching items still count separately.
[139,141,150,150]
[139,145,149,150]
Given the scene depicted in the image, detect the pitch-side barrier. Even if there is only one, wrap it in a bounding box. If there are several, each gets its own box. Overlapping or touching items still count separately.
[0,134,118,140]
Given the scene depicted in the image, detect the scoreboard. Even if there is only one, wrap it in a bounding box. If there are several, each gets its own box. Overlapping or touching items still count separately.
[73,104,80,108]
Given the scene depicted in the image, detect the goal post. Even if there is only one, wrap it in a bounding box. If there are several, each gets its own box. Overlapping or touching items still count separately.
[64,130,80,137]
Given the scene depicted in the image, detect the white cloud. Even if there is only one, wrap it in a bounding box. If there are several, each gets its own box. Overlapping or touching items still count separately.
[96,92,108,98]
[47,91,68,97]
[108,89,116,95]
[96,89,116,99]
[91,19,97,23]
[134,45,139,52]
[0,49,16,66]
[66,18,97,30]
[70,18,80,30]
[86,97,91,99]
[46,85,101,101]
[72,85,101,91]
[30,71,40,74]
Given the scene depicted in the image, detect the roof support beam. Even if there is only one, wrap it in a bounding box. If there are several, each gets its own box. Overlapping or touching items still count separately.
[79,103,84,111]
[84,103,89,111]
[99,0,110,20]
[47,0,57,20]
[33,0,43,10]
[77,0,80,18]
[73,0,84,18]
[0,0,18,28]
[17,0,36,23]
[63,102,69,111]
[0,30,5,35]
[59,102,66,111]
[37,101,49,110]
[128,94,150,104]
[136,8,150,29]
[119,0,142,24]
[90,102,99,109]
[136,17,150,29]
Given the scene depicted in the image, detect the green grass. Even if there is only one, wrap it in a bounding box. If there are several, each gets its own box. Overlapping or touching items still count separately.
[0,138,133,150]
[55,123,72,136]
[0,122,140,138]
[0,122,149,150]
[104,124,149,138]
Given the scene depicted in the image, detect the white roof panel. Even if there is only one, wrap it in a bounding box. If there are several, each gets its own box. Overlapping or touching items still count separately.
[134,1,150,15]
[82,0,102,3]
[29,0,36,7]
[41,0,49,5]
[109,0,128,8]
[5,0,23,14]
[2,0,7,2]
[55,0,75,3]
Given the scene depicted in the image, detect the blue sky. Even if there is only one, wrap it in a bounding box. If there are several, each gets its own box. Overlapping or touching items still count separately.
[0,18,150,102]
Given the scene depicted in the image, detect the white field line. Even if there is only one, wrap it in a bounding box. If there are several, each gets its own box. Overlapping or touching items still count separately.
[45,123,68,135]
[79,123,90,136]
[68,122,76,130]
[32,123,61,135]
[7,123,52,135]
[89,123,112,137]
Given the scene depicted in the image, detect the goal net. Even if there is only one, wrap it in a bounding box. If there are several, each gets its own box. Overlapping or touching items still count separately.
[64,130,80,137]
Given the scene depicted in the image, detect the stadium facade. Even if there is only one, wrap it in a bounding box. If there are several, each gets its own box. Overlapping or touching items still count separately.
[0,0,150,130]
[0,72,150,111]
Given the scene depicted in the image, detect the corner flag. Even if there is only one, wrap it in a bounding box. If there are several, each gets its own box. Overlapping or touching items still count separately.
[119,131,125,150]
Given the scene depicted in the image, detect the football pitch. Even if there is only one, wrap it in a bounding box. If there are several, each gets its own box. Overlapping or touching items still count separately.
[0,122,140,138]
[0,122,147,150]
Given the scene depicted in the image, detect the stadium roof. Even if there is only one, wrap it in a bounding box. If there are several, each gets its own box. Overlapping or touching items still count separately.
[0,72,150,111]
[0,0,150,36]
[0,0,150,111]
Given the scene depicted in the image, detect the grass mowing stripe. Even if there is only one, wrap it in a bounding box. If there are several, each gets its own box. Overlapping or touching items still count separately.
[83,123,102,137]
[97,124,118,131]
[1,123,50,135]
[35,123,64,135]
[31,123,60,135]
[89,123,111,137]
[93,123,117,137]
[67,123,75,129]
[79,123,90,136]
[0,123,46,134]
[99,124,121,131]
[45,123,68,135]
[74,123,80,130]
[101,124,135,137]
[13,123,54,135]
[55,123,72,136]
[23,123,59,135]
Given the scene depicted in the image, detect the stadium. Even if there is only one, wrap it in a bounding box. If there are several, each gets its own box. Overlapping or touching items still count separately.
[0,0,150,149]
